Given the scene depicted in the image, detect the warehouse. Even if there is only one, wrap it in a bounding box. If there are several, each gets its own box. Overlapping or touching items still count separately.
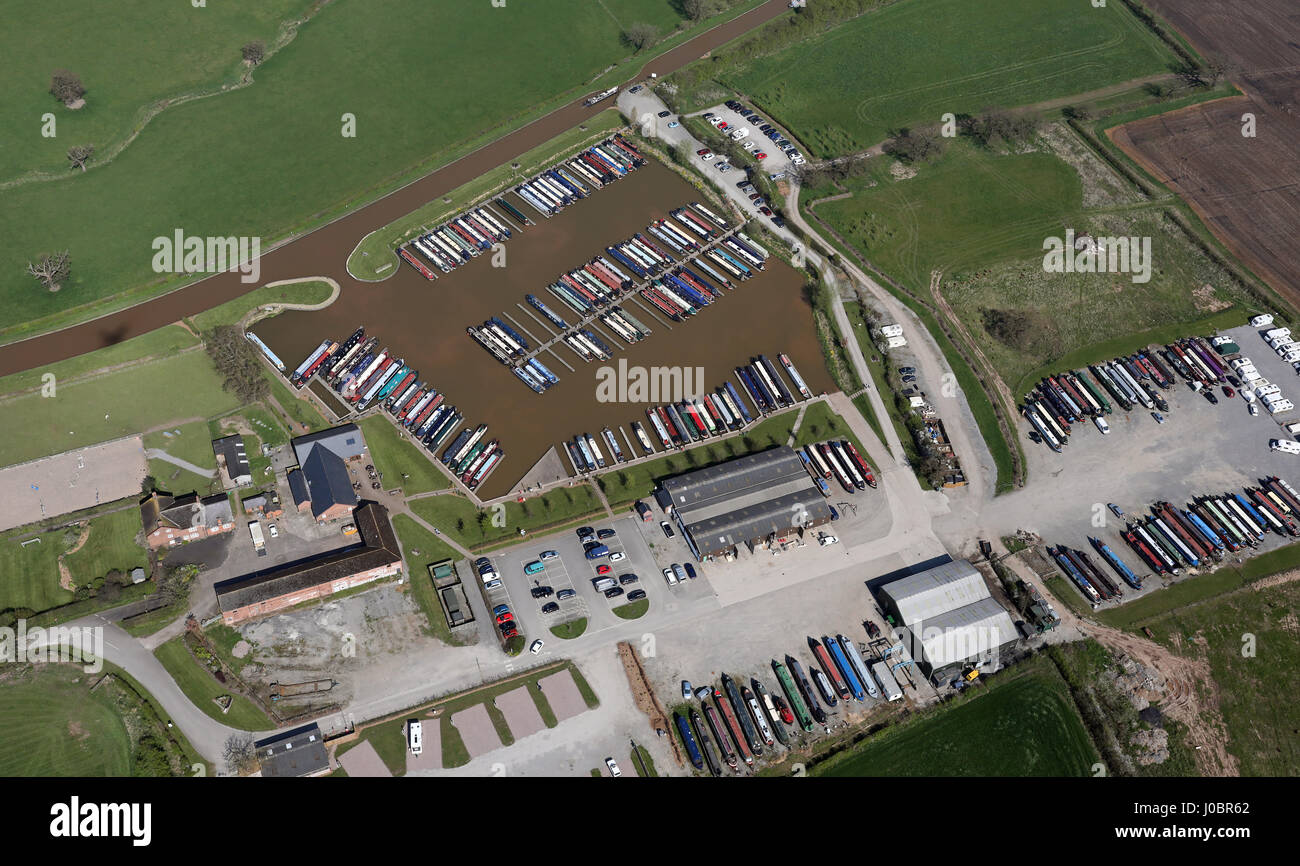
[877,559,1018,683]
[660,447,832,559]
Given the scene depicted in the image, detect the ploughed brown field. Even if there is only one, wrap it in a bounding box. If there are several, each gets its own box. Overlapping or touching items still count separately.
[1108,0,1300,306]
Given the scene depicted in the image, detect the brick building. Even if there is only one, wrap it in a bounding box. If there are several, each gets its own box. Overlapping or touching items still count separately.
[214,502,402,625]
[285,424,366,523]
[140,491,236,550]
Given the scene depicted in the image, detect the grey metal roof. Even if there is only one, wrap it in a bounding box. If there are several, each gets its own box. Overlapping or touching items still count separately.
[663,448,807,520]
[901,596,1018,671]
[287,468,310,506]
[686,489,832,555]
[255,723,329,777]
[880,559,989,625]
[212,434,250,479]
[292,423,366,466]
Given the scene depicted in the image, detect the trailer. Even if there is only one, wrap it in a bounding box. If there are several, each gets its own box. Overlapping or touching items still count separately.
[871,660,903,701]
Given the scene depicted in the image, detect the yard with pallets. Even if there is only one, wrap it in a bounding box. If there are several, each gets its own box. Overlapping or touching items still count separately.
[687,0,1175,158]
[810,660,1100,777]
[2,0,753,339]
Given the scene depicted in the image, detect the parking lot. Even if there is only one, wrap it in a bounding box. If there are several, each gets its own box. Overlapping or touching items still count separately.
[981,323,1300,606]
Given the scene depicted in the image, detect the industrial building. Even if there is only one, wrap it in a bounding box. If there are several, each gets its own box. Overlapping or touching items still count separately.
[215,501,401,625]
[659,447,832,559]
[877,559,1018,683]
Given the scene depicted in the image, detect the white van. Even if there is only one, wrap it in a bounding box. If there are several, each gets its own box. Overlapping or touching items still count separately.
[408,720,423,755]
[1271,439,1300,454]
[1094,416,1110,435]
[1251,314,1275,327]
[1285,421,1300,435]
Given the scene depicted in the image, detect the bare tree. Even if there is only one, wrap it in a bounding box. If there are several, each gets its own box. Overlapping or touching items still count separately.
[223,733,258,775]
[883,126,946,164]
[66,144,94,172]
[50,70,86,106]
[622,22,659,52]
[242,40,266,66]
[27,250,71,292]
[680,0,721,21]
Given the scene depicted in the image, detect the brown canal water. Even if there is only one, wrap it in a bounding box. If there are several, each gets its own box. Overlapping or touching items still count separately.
[0,0,792,375]
[255,160,830,499]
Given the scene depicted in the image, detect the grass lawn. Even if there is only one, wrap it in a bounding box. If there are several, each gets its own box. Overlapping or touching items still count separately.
[359,416,450,495]
[410,486,604,551]
[630,744,658,777]
[153,637,273,732]
[189,279,336,333]
[349,111,624,279]
[0,504,147,615]
[144,420,218,484]
[390,514,463,645]
[1139,578,1300,776]
[0,348,241,467]
[261,365,327,433]
[0,663,131,775]
[0,0,727,340]
[813,664,1099,776]
[612,599,649,620]
[719,0,1174,157]
[550,617,589,639]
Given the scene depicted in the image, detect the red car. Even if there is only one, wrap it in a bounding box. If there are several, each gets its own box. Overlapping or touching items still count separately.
[759,206,773,216]
[596,564,611,575]
[696,148,711,157]
[495,612,513,625]
[755,152,767,160]
[1222,385,1235,398]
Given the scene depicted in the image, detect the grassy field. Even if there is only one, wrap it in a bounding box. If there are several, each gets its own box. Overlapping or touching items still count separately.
[716,0,1174,157]
[0,504,147,615]
[813,663,1099,776]
[144,419,219,493]
[390,514,464,645]
[1,0,734,339]
[190,279,335,333]
[0,663,131,775]
[0,324,199,399]
[349,111,624,279]
[153,637,274,731]
[410,486,604,551]
[359,416,451,495]
[2,0,315,183]
[1139,578,1300,776]
[0,347,241,467]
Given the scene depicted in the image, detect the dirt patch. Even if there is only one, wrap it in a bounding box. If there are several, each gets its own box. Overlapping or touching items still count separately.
[889,161,917,181]
[232,640,251,659]
[617,641,682,767]
[56,523,91,592]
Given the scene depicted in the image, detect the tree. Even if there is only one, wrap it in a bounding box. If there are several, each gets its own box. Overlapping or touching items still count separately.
[50,70,85,106]
[622,22,658,52]
[205,325,270,405]
[883,126,946,163]
[242,40,266,66]
[66,144,94,172]
[223,733,258,775]
[679,0,721,21]
[27,250,71,292]
[157,564,197,604]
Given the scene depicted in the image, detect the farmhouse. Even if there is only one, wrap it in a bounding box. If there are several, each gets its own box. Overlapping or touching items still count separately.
[139,491,236,550]
[878,559,1017,684]
[660,447,832,559]
[214,501,401,625]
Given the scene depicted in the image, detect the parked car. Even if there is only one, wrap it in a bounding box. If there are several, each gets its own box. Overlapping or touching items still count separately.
[606,758,622,777]
[662,567,678,586]
[604,586,625,599]
[759,206,773,216]
[635,501,652,520]
[695,686,711,700]
[498,621,516,635]
[759,124,772,132]
[660,521,674,538]
[576,526,594,538]
[530,585,554,599]
[717,163,731,173]
[1108,503,1124,517]
[657,110,671,118]
[556,589,576,600]
[700,152,715,162]
[672,563,687,582]
[682,680,693,700]
[629,85,642,93]
[483,579,502,590]
[619,573,639,585]
[1152,411,1166,424]
[771,216,785,227]
[627,589,647,601]
[899,366,916,374]
[1205,391,1219,405]
[524,561,545,575]
[667,121,679,128]
[268,524,278,538]
[495,612,513,625]
[609,551,626,562]
[597,528,616,539]
[818,534,840,546]
[1223,385,1235,398]
[492,604,510,617]
[596,564,611,575]
[529,639,544,654]
[541,602,559,614]
[683,563,697,579]
[540,549,559,561]
[755,152,767,160]
[585,544,610,559]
